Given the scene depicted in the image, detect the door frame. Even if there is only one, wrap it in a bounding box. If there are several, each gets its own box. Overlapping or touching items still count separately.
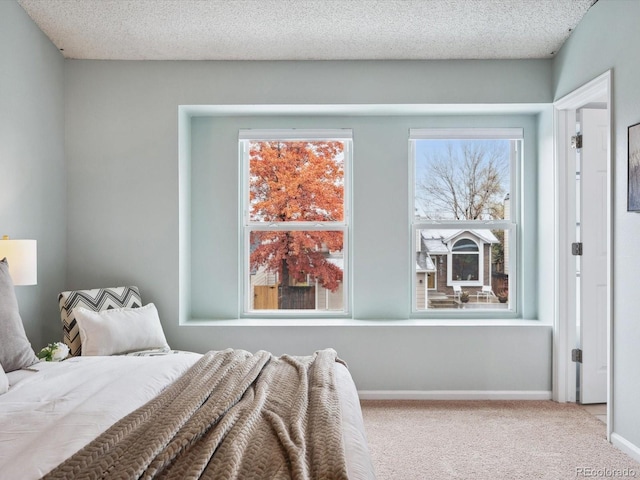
[553,70,613,439]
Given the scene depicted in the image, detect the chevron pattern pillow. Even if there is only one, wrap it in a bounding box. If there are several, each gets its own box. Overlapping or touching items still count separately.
[58,286,142,357]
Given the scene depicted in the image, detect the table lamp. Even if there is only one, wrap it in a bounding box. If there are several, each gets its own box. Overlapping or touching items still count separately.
[0,235,37,285]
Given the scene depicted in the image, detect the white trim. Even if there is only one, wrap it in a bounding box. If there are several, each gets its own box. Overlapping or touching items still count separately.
[247,222,347,230]
[239,128,353,140]
[358,390,552,401]
[554,71,611,109]
[414,220,513,229]
[611,433,640,464]
[409,127,524,140]
[183,317,548,326]
[553,70,612,441]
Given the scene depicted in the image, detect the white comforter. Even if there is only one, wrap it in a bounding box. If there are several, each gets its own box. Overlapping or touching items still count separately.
[0,353,374,479]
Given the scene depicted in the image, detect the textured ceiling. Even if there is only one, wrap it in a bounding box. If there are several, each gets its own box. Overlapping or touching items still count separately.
[17,0,595,61]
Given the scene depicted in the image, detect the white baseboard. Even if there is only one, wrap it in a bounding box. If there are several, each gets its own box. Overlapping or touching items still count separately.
[611,433,640,464]
[358,390,553,401]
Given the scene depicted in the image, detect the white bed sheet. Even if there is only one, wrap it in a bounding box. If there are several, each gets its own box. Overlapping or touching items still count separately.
[0,353,374,479]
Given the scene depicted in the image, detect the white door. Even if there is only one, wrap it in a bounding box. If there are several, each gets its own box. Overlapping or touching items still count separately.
[577,108,608,404]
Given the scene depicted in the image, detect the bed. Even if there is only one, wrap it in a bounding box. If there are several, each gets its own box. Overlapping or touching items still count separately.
[0,268,375,479]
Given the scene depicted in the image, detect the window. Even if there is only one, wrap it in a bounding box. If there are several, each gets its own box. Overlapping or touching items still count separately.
[451,238,480,282]
[240,129,351,316]
[411,128,521,313]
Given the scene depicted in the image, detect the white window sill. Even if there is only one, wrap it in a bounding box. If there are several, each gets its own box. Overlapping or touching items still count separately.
[182,318,549,327]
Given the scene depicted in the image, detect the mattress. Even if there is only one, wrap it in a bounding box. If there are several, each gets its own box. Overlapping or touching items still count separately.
[0,352,374,479]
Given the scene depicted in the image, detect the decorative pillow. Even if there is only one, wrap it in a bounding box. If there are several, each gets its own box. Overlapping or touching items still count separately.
[58,286,142,357]
[74,303,170,356]
[0,258,39,372]
[0,362,9,395]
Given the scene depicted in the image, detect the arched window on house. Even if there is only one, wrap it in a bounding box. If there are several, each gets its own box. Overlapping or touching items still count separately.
[451,238,479,281]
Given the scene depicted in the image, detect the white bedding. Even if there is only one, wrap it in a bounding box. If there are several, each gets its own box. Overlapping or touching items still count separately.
[0,352,374,479]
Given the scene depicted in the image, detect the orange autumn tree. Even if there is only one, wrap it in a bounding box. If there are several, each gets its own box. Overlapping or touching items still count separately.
[249,140,344,294]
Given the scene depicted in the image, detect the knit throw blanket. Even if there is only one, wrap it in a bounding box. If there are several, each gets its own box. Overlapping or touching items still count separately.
[43,348,349,480]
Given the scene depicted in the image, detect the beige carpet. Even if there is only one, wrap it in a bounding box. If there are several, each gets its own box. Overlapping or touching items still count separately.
[360,400,640,480]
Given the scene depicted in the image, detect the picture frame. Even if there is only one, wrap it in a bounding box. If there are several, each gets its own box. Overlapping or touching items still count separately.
[628,122,640,211]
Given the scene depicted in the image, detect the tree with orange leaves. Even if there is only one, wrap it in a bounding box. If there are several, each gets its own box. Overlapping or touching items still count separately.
[249,140,344,297]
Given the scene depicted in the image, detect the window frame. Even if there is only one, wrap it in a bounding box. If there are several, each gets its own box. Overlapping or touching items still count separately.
[239,129,352,317]
[409,128,522,317]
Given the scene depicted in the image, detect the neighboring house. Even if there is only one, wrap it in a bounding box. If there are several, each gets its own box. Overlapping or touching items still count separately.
[416,229,499,308]
[503,193,510,275]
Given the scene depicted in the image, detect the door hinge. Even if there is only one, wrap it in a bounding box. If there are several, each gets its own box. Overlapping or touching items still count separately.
[571,134,583,149]
[572,348,583,363]
[572,242,583,256]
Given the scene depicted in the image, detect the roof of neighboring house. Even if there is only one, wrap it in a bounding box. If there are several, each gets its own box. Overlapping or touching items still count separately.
[423,237,450,254]
[416,251,436,272]
[421,229,499,248]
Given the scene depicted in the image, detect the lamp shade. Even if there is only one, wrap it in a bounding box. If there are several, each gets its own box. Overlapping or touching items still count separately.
[0,238,37,286]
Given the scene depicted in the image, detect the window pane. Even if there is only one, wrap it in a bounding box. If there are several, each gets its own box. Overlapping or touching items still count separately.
[415,228,510,311]
[249,230,344,311]
[452,253,479,281]
[452,238,479,252]
[249,140,344,222]
[414,139,511,221]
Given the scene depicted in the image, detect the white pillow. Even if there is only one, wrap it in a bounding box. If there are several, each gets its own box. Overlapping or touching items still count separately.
[74,303,170,356]
[0,362,8,395]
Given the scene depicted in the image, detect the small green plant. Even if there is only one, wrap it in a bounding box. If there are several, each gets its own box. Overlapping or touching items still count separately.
[460,291,470,303]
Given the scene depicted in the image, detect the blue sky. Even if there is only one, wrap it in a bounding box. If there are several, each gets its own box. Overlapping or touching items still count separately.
[414,139,511,219]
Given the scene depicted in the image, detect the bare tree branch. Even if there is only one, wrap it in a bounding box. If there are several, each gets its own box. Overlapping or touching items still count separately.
[416,140,508,220]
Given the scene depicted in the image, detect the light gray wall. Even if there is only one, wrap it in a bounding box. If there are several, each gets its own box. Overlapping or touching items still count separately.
[64,59,553,393]
[0,1,66,350]
[553,0,640,453]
